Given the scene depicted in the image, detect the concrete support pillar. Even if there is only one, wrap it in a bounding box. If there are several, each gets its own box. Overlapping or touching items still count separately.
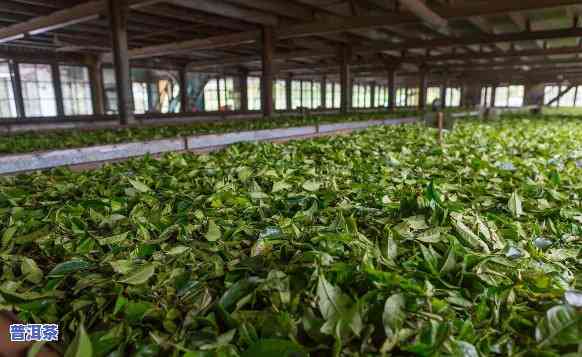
[261,26,274,117]
[240,69,249,112]
[462,83,482,108]
[418,65,428,110]
[87,56,105,115]
[321,75,327,109]
[285,75,292,111]
[340,46,352,114]
[10,62,25,118]
[108,0,134,125]
[388,68,396,109]
[180,67,188,113]
[52,62,65,117]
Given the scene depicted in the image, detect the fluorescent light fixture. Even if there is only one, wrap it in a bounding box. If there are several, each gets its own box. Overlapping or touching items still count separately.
[28,14,99,36]
[0,34,25,44]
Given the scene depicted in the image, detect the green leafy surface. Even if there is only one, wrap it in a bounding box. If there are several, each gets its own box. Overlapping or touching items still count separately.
[0,115,581,356]
[0,111,419,155]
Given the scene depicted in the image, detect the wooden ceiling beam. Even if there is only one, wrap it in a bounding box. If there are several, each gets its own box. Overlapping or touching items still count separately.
[183,27,582,68]
[125,0,581,59]
[221,0,313,20]
[399,0,449,34]
[167,0,278,26]
[0,0,163,43]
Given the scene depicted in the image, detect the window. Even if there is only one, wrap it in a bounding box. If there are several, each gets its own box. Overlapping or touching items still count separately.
[352,84,362,108]
[203,79,219,111]
[203,77,237,112]
[508,85,524,107]
[302,81,312,108]
[495,85,523,107]
[333,83,340,109]
[312,82,321,109]
[375,85,388,107]
[103,68,118,114]
[481,86,493,107]
[575,86,582,107]
[274,80,287,110]
[218,77,236,111]
[291,80,318,109]
[325,82,341,109]
[426,87,441,105]
[247,77,261,110]
[406,88,419,107]
[544,85,582,107]
[558,86,576,107]
[446,87,461,107]
[59,65,93,116]
[19,63,57,117]
[353,84,371,108]
[131,68,181,114]
[395,88,407,107]
[494,87,509,107]
[0,62,17,118]
[132,82,149,114]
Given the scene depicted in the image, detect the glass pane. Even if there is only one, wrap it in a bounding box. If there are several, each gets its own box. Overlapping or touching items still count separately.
[558,85,575,107]
[247,77,261,111]
[495,86,509,107]
[60,65,93,116]
[19,63,56,117]
[0,62,17,118]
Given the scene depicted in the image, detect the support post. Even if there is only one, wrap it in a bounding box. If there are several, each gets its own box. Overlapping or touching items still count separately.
[491,85,497,107]
[340,45,351,114]
[370,81,376,108]
[388,67,396,109]
[321,75,327,109]
[108,0,134,125]
[261,26,274,117]
[240,68,249,112]
[418,65,427,110]
[52,62,65,117]
[87,56,105,115]
[180,67,188,113]
[285,75,292,111]
[10,61,25,118]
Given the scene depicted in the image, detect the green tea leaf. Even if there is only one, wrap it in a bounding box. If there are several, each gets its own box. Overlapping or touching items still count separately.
[119,264,156,285]
[205,220,221,242]
[64,323,93,357]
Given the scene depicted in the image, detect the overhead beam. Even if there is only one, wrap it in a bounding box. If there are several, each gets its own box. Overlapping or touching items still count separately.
[108,0,134,125]
[125,0,581,59]
[261,26,275,117]
[399,0,449,34]
[339,46,351,114]
[0,0,162,43]
[544,85,574,106]
[123,31,260,59]
[167,0,278,26]
[186,27,582,69]
[220,0,313,20]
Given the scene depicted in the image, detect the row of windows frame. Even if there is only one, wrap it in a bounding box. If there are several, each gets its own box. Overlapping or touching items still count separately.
[0,60,467,120]
[542,85,582,107]
[480,85,525,108]
[0,62,94,119]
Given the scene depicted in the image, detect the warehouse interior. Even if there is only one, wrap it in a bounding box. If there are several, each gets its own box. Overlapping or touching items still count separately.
[0,0,582,127]
[1,1,582,357]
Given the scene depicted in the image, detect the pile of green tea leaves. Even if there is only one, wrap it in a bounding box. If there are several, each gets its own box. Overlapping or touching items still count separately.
[0,116,581,357]
[0,111,419,156]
